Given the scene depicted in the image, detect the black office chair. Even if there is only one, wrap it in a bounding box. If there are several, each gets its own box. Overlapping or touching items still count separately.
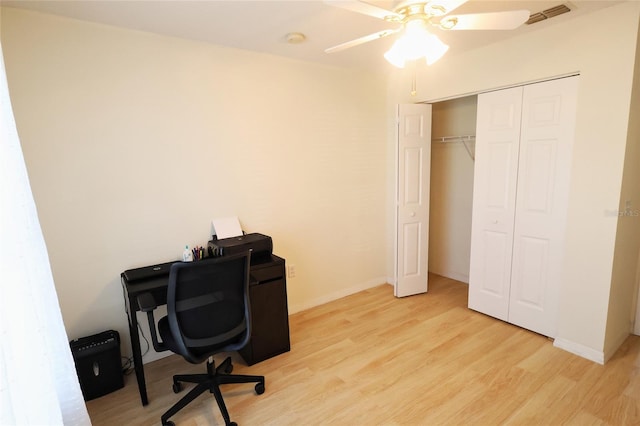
[138,252,265,426]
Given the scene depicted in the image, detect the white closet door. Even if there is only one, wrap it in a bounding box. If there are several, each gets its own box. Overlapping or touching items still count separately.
[468,87,523,321]
[395,104,431,298]
[508,77,578,337]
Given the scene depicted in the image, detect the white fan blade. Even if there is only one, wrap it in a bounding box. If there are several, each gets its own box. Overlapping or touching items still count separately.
[440,10,530,30]
[324,0,401,21]
[426,0,469,16]
[325,29,399,53]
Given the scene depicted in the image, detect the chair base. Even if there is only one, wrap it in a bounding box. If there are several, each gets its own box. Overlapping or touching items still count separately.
[161,356,265,426]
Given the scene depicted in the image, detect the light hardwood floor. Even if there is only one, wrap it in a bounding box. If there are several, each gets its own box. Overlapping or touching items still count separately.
[86,274,640,425]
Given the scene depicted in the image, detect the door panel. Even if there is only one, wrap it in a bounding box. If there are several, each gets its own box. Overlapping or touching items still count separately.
[395,104,431,298]
[481,230,511,296]
[512,236,549,308]
[468,87,523,321]
[508,77,578,337]
[404,147,423,203]
[522,140,556,213]
[402,222,421,276]
[486,142,515,209]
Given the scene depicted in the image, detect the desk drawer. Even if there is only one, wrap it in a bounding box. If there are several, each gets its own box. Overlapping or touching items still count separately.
[250,263,284,285]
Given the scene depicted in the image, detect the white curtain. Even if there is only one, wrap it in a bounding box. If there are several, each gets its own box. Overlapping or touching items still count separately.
[0,39,91,425]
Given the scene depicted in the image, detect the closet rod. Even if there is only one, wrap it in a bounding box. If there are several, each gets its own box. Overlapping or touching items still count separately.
[432,135,476,161]
[432,135,476,143]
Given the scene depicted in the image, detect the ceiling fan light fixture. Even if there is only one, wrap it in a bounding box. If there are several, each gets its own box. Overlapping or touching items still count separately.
[384,20,449,68]
[384,46,407,68]
[424,37,449,65]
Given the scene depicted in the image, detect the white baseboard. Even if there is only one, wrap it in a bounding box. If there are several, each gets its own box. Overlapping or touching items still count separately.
[288,277,387,315]
[442,271,469,284]
[603,331,630,363]
[143,349,172,364]
[555,331,632,365]
[427,269,469,284]
[553,338,605,365]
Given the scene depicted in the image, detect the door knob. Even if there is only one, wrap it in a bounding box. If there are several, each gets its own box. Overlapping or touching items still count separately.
[410,212,416,217]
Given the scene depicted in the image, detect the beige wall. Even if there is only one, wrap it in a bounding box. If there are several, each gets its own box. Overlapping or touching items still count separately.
[4,2,640,366]
[1,8,388,362]
[388,1,640,362]
[429,96,476,283]
[607,17,640,355]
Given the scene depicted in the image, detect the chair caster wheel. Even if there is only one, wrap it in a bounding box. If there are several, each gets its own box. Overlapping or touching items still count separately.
[255,382,265,395]
[228,422,238,426]
[163,421,175,426]
[224,364,233,374]
[172,382,182,393]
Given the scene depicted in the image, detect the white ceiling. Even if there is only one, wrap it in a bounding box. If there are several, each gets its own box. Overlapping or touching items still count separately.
[1,0,623,72]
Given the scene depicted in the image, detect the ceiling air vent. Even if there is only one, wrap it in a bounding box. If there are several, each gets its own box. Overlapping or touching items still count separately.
[525,4,571,25]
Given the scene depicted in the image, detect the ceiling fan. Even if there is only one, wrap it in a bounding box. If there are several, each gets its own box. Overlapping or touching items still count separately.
[324,0,530,67]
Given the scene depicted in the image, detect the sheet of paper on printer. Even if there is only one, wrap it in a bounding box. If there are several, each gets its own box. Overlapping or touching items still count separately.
[211,216,243,239]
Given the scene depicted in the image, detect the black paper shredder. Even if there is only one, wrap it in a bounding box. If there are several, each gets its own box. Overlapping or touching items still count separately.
[70,330,124,401]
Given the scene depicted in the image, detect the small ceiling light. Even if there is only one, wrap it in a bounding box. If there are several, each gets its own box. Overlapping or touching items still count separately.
[384,19,449,68]
[285,32,306,44]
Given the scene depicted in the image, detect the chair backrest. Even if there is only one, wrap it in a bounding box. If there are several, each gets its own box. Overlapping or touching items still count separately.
[166,252,252,364]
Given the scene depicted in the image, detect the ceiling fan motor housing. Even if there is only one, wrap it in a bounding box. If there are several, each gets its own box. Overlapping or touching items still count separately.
[394,1,451,19]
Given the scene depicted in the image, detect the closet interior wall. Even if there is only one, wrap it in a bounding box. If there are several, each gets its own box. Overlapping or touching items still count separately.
[429,95,477,283]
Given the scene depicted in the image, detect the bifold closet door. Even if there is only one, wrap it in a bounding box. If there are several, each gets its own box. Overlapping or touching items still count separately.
[469,76,578,337]
[395,104,431,298]
[508,77,578,337]
[468,86,523,322]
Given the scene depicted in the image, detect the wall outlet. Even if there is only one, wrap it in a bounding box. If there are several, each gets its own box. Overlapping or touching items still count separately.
[288,264,296,278]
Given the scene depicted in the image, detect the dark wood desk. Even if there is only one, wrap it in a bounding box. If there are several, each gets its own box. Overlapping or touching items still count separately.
[121,254,290,406]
